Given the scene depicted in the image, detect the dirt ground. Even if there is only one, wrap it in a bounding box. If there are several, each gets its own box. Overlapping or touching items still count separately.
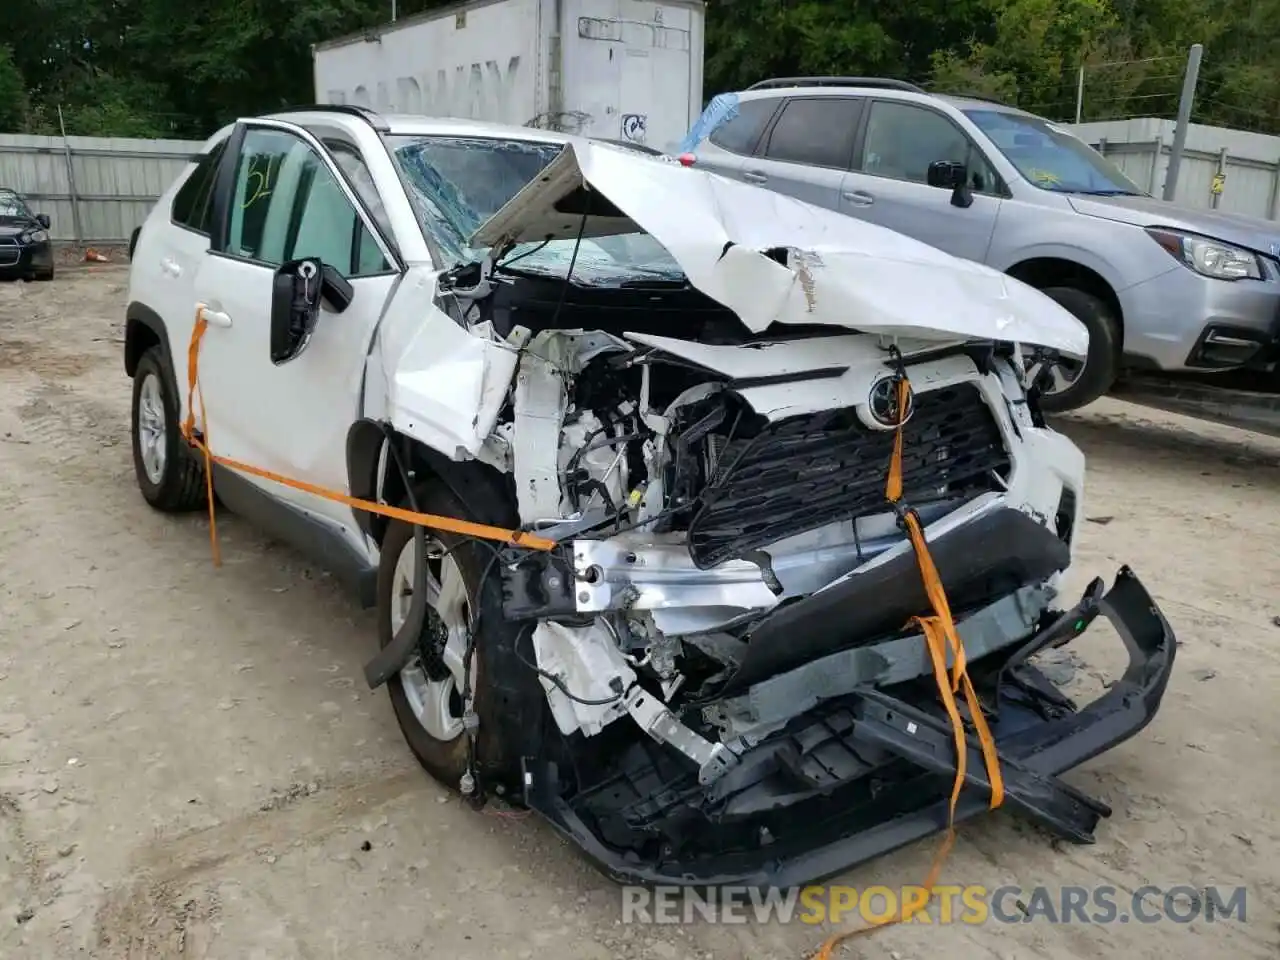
[0,267,1277,960]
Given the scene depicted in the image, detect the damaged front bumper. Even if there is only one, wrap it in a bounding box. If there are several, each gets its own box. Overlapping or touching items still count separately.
[522,566,1175,888]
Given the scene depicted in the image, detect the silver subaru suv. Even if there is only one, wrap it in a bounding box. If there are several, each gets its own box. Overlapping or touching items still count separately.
[684,77,1280,412]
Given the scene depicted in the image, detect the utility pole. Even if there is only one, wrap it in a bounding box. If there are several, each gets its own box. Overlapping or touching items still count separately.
[56,105,84,243]
[1163,43,1203,202]
[391,0,397,20]
[1075,66,1084,124]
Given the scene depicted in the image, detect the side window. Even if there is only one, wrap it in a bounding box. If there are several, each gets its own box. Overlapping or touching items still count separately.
[224,128,389,276]
[171,139,227,235]
[706,98,777,155]
[225,129,296,263]
[290,163,389,275]
[859,101,1002,194]
[760,98,862,170]
[326,141,395,252]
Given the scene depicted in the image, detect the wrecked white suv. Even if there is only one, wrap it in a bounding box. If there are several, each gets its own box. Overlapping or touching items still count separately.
[124,106,1175,887]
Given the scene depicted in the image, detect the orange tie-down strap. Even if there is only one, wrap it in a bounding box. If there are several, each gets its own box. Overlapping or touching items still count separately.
[811,376,1005,959]
[179,308,555,568]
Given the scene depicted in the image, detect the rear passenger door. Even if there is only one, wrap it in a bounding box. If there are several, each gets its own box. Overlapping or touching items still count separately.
[739,97,863,210]
[839,99,1004,262]
[139,138,228,376]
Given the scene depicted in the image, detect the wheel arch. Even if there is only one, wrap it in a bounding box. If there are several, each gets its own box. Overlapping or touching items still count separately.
[345,420,519,546]
[124,302,174,379]
[1005,257,1125,347]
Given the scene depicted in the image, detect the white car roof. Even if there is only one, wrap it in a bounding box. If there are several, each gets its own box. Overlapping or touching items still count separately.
[381,115,574,143]
[259,110,577,146]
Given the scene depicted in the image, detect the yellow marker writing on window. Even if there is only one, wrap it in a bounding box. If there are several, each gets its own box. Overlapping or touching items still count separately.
[242,155,280,209]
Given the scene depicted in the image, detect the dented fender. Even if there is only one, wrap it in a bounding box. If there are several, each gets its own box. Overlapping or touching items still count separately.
[373,267,520,460]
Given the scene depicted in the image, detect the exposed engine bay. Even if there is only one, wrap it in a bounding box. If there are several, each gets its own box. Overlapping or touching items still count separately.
[496,318,1065,731]
[399,263,1175,886]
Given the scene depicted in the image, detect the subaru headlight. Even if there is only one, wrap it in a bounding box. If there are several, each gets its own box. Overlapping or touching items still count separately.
[1146,227,1262,280]
[21,229,48,244]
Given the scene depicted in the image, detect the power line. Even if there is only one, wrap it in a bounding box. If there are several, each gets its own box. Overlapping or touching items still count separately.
[1087,54,1185,68]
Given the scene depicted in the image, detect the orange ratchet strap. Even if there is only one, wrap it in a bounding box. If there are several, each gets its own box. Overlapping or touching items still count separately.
[179,307,556,567]
[811,374,1005,959]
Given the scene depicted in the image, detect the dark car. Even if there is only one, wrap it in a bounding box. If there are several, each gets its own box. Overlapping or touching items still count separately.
[0,188,54,281]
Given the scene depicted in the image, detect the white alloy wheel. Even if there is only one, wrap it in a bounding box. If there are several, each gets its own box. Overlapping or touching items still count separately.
[136,371,168,485]
[388,533,472,742]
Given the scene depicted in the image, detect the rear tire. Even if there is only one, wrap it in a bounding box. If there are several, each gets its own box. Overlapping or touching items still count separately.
[1034,286,1121,414]
[131,347,206,512]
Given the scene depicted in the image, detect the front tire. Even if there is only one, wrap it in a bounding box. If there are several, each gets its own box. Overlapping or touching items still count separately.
[131,347,206,511]
[377,481,489,791]
[1032,286,1121,414]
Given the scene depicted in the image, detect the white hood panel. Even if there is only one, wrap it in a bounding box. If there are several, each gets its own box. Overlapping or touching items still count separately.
[472,142,1089,356]
[627,332,989,422]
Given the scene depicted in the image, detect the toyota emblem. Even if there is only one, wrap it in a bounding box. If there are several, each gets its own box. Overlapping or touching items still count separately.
[868,376,913,428]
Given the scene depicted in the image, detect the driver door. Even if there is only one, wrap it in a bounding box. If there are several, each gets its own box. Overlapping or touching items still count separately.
[839,99,1004,263]
[191,121,399,546]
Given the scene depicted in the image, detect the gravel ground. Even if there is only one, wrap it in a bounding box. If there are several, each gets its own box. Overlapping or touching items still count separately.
[0,267,1277,960]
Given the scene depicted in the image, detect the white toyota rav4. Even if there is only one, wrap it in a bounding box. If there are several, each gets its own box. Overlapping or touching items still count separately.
[124,106,1176,888]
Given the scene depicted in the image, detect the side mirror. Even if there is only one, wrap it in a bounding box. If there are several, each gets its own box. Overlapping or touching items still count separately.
[926,160,966,189]
[926,160,973,209]
[269,258,355,365]
[36,214,51,229]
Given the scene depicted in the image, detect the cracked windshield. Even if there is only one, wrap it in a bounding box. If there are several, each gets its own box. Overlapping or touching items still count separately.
[391,135,684,285]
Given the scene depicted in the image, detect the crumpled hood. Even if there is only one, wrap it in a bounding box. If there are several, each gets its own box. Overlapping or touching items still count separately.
[1068,193,1280,257]
[471,140,1089,356]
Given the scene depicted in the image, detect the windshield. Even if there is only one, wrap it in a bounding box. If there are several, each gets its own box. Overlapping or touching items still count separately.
[0,191,31,218]
[965,110,1144,196]
[389,135,685,286]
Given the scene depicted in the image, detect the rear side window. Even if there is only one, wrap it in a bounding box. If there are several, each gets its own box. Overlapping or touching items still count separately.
[762,98,863,169]
[171,140,227,235]
[707,98,777,155]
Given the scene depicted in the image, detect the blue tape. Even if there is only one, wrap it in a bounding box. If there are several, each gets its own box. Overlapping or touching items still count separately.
[676,92,741,155]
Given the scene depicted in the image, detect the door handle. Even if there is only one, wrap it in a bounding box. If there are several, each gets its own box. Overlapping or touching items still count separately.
[196,304,233,328]
[742,170,768,184]
[160,257,182,277]
[842,190,875,206]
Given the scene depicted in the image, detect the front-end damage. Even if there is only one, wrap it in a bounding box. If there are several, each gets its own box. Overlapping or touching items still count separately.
[373,140,1176,886]
[491,329,1173,886]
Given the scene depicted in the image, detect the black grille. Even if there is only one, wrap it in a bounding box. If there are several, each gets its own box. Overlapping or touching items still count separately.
[686,384,1010,568]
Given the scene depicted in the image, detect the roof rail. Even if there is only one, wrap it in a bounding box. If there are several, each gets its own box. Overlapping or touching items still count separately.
[746,77,927,94]
[942,91,1010,107]
[271,103,390,133]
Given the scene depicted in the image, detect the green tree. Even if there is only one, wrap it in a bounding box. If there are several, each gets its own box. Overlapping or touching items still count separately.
[927,0,1117,116]
[0,45,29,132]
